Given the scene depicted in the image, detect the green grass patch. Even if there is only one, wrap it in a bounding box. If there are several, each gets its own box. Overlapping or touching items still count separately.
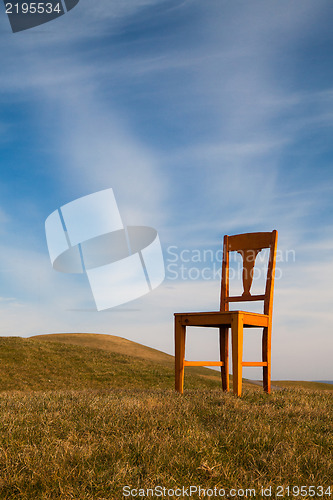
[0,337,222,392]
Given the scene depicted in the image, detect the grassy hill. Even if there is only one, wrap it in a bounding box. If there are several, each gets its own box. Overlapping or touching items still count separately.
[0,333,331,499]
[32,332,175,365]
[273,380,333,391]
[0,335,224,391]
[30,333,333,392]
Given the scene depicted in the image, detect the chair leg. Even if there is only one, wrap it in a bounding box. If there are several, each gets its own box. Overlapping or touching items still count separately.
[219,327,229,391]
[175,317,186,394]
[231,314,244,397]
[262,326,271,394]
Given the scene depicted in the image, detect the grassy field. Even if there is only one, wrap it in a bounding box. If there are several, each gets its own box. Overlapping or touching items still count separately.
[273,380,333,391]
[0,334,331,499]
[0,335,224,392]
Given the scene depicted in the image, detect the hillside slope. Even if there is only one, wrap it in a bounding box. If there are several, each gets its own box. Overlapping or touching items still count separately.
[0,335,222,392]
[29,333,333,392]
[32,333,174,365]
[31,332,224,384]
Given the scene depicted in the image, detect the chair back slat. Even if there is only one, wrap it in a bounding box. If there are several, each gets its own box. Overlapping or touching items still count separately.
[220,230,278,315]
[227,232,274,251]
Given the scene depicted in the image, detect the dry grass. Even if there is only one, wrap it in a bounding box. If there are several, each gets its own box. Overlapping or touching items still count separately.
[31,333,174,366]
[0,337,222,392]
[274,380,333,391]
[30,333,224,386]
[0,388,332,499]
[0,335,331,499]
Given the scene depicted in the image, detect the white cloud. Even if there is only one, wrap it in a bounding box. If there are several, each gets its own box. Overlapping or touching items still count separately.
[52,92,168,227]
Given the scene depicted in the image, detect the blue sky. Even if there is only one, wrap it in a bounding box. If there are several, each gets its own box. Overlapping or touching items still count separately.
[0,0,332,381]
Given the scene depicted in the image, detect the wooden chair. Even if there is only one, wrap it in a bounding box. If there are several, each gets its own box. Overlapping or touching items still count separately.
[174,230,278,396]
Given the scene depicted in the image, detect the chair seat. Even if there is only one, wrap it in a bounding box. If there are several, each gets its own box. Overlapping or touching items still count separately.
[174,310,269,328]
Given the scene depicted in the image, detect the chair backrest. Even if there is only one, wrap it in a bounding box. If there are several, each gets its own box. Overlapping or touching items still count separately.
[220,230,278,316]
